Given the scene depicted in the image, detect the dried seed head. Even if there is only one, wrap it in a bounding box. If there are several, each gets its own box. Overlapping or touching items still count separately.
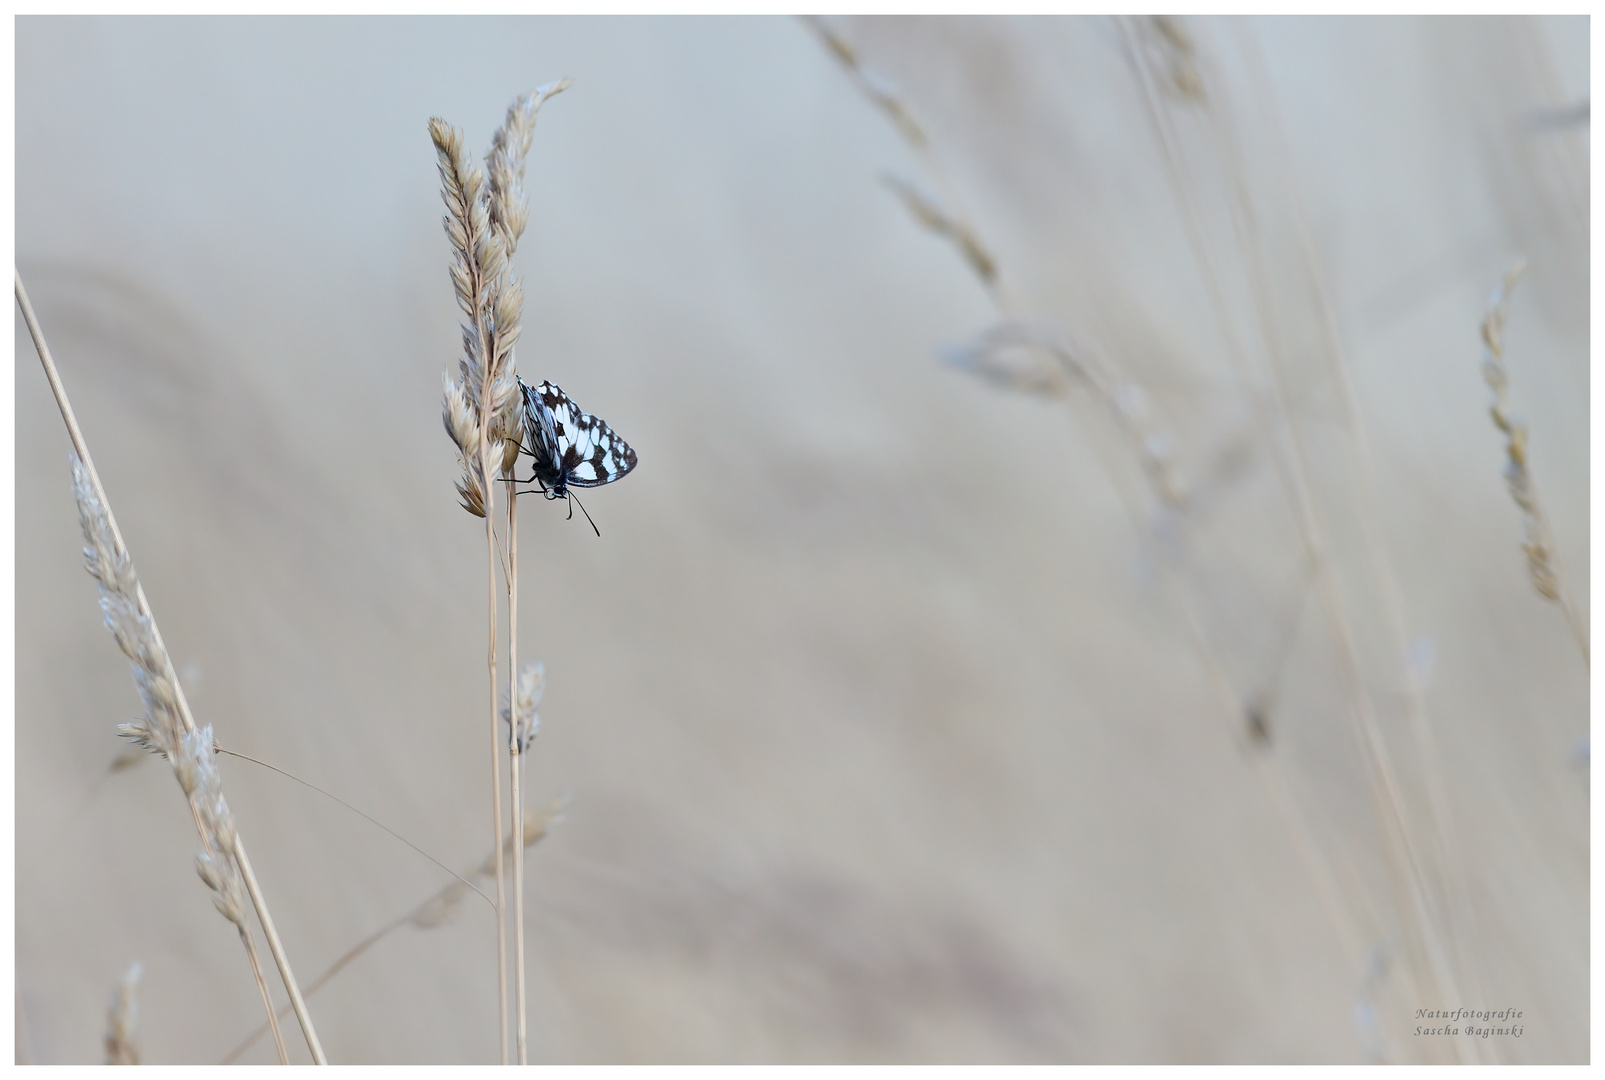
[409,888,464,930]
[195,850,247,927]
[498,419,523,476]
[475,226,506,294]
[486,79,572,256]
[71,456,134,595]
[942,323,1072,397]
[501,662,545,753]
[173,744,200,796]
[1149,16,1205,101]
[70,452,189,760]
[110,748,147,773]
[1525,543,1561,600]
[882,174,996,285]
[447,258,473,315]
[490,384,526,477]
[1478,261,1566,605]
[441,375,480,457]
[490,277,524,372]
[807,18,927,147]
[488,369,520,421]
[456,472,487,518]
[183,726,237,854]
[64,452,264,949]
[104,962,142,1065]
[475,796,567,879]
[435,103,528,513]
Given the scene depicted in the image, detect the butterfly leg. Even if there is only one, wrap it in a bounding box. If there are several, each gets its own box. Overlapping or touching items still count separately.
[498,461,536,487]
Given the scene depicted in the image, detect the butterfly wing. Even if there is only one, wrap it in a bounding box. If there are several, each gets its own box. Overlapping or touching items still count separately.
[538,382,639,488]
[519,377,565,489]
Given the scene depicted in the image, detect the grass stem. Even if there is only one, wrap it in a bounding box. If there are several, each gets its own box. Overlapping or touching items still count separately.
[16,269,326,1064]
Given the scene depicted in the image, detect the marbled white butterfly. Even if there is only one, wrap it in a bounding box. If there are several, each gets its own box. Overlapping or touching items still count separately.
[514,377,638,534]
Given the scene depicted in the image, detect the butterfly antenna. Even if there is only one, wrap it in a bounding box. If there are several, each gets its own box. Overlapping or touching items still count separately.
[569,491,601,537]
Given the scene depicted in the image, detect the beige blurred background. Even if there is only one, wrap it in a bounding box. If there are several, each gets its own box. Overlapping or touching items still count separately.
[13,16,1588,1064]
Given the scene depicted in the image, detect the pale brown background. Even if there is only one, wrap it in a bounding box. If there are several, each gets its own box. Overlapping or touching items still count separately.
[14,16,1589,1064]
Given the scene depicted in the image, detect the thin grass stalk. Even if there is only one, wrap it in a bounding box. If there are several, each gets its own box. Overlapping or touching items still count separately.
[15,270,326,1065]
[476,184,508,1068]
[501,664,544,1058]
[236,906,291,1064]
[1480,261,1588,664]
[1228,21,1493,1054]
[80,489,291,1067]
[218,746,494,903]
[477,83,567,1060]
[220,804,562,1065]
[1122,15,1462,1021]
[429,113,513,1061]
[814,21,1417,1059]
[507,491,528,1063]
[1116,20,1474,1058]
[483,447,508,1066]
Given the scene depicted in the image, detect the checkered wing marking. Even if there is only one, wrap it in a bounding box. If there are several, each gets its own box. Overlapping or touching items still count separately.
[536,382,639,488]
[520,379,565,490]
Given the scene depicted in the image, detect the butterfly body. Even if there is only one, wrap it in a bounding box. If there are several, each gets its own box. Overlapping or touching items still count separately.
[517,378,638,502]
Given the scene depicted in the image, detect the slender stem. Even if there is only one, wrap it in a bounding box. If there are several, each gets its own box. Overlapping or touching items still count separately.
[238,926,290,1064]
[218,747,493,908]
[508,488,528,1063]
[234,842,326,1063]
[1116,30,1470,1056]
[473,327,508,1067]
[16,270,327,1064]
[221,806,561,1065]
[184,793,296,1063]
[221,909,408,1065]
[484,459,507,1065]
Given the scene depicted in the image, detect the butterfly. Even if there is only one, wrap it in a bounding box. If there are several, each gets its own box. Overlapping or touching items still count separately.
[512,377,639,534]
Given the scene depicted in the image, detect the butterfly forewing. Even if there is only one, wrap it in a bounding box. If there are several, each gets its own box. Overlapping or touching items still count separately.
[520,379,566,490]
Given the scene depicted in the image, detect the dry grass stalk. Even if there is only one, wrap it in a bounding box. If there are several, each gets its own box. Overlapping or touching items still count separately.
[104,962,142,1065]
[502,661,544,1058]
[815,20,1459,1060]
[941,320,1184,507]
[803,16,927,148]
[15,272,324,1064]
[1147,15,1206,102]
[220,802,565,1065]
[817,21,1188,565]
[506,498,527,1063]
[1120,20,1485,1057]
[432,109,513,1063]
[484,85,565,1065]
[432,79,568,1064]
[813,23,1184,516]
[1480,261,1587,664]
[216,743,492,906]
[73,463,289,1066]
[881,175,997,286]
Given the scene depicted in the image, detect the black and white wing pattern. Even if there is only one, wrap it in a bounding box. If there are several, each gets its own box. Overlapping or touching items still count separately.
[519,378,639,497]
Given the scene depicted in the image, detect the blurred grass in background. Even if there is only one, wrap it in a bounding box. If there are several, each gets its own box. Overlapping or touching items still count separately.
[13,16,1587,1064]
